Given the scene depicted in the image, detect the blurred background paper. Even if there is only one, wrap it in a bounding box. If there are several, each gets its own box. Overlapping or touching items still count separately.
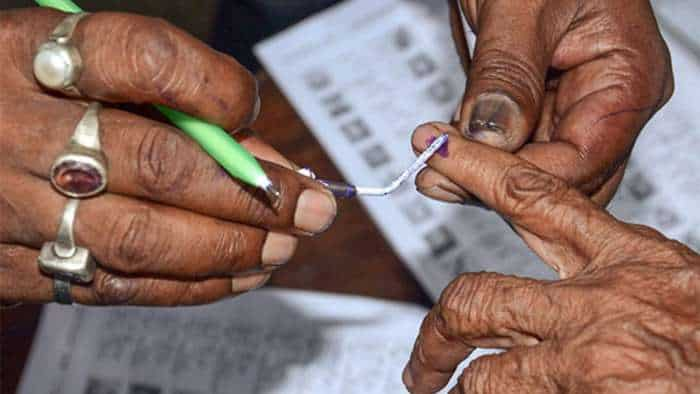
[255,0,700,300]
[19,289,498,394]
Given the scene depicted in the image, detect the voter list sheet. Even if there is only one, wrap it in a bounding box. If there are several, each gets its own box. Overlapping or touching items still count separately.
[255,0,700,300]
[19,290,498,394]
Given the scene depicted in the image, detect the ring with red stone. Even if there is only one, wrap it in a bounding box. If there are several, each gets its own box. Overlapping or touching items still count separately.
[50,102,108,199]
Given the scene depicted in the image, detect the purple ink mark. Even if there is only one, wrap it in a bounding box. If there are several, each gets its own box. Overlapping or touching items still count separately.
[427,135,449,157]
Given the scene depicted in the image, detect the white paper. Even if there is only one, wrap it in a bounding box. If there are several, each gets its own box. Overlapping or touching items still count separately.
[255,0,700,300]
[653,0,700,48]
[19,289,497,394]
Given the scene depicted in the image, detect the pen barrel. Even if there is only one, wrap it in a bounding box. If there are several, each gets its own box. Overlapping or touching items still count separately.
[156,105,268,188]
[35,0,83,13]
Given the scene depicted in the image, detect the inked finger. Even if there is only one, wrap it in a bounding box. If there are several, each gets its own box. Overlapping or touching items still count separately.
[412,123,642,272]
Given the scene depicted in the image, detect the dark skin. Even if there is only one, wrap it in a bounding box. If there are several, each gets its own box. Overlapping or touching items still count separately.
[0,8,338,306]
[406,2,695,391]
[417,0,674,206]
[404,123,700,393]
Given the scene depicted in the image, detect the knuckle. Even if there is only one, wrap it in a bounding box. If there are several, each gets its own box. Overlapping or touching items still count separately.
[109,208,172,274]
[228,68,258,127]
[605,47,672,112]
[438,272,500,337]
[497,162,567,218]
[92,273,137,305]
[135,124,195,197]
[123,17,180,94]
[471,47,543,108]
[230,187,271,228]
[212,230,251,273]
[0,187,19,243]
[460,356,494,393]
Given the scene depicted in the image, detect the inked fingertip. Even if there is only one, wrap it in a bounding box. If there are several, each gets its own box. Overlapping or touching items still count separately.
[412,124,443,152]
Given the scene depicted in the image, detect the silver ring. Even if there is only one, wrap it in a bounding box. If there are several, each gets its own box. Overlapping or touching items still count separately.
[38,199,96,284]
[33,12,90,96]
[53,277,74,305]
[50,102,108,198]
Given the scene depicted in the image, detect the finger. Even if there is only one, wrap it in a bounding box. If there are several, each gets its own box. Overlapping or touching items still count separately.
[404,272,567,394]
[455,1,576,151]
[415,168,470,204]
[16,8,257,130]
[412,123,641,273]
[517,60,669,195]
[522,1,673,194]
[450,344,562,394]
[449,0,471,73]
[235,129,296,170]
[0,244,268,305]
[6,99,337,235]
[1,172,297,278]
[590,162,627,207]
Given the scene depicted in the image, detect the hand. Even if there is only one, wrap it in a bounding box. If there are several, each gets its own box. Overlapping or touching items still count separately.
[403,124,700,393]
[0,9,337,306]
[417,0,674,206]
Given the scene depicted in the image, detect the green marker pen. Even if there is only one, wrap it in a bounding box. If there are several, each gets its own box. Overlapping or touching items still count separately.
[35,0,281,206]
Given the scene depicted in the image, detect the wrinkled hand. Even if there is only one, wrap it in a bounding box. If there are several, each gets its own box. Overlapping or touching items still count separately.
[403,124,700,393]
[0,9,337,306]
[417,0,673,206]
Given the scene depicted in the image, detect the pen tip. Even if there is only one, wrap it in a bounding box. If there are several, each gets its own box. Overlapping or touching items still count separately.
[264,183,282,210]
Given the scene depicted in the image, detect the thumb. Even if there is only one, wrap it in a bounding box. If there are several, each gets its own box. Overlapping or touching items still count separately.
[457,0,573,151]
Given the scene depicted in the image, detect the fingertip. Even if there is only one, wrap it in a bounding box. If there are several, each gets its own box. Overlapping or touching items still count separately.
[411,122,460,154]
[418,186,466,204]
[416,168,469,197]
[458,91,529,152]
[402,366,415,391]
[241,80,261,128]
[261,232,298,268]
[294,188,337,234]
[231,272,271,294]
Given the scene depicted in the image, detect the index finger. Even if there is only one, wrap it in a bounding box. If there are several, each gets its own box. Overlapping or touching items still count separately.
[411,123,638,270]
[14,8,257,131]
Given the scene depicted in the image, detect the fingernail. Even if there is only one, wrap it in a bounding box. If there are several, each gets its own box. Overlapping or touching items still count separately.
[467,93,520,146]
[231,273,271,293]
[252,95,261,123]
[437,179,465,197]
[402,367,415,389]
[261,232,298,267]
[294,189,337,234]
[418,185,466,204]
[412,124,443,152]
